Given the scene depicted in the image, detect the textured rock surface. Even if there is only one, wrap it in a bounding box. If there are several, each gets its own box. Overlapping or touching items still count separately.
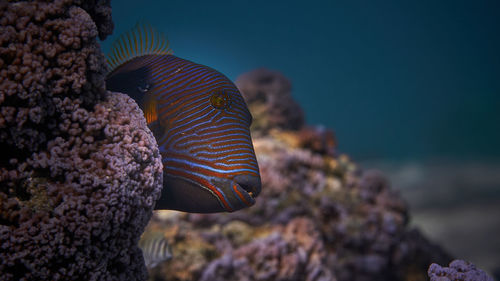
[146,69,452,281]
[0,1,162,280]
[0,0,108,155]
[235,68,305,135]
[76,0,114,40]
[428,260,494,281]
[0,92,163,280]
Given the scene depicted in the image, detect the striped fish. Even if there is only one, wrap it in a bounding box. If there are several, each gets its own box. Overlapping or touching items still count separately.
[138,233,172,269]
[106,23,261,213]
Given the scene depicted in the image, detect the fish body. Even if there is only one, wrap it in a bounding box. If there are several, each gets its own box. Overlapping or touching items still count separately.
[139,233,172,269]
[106,24,261,213]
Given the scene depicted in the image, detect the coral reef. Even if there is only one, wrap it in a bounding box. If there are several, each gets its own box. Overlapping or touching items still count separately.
[235,68,304,135]
[428,260,494,281]
[76,0,114,40]
[198,218,335,281]
[145,69,452,281]
[0,0,113,155]
[0,92,163,280]
[1,1,162,280]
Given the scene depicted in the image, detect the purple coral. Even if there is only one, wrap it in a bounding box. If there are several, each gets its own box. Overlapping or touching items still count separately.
[1,93,163,280]
[235,68,304,135]
[0,1,108,153]
[76,0,114,39]
[428,260,494,281]
[199,218,335,281]
[1,1,162,280]
[145,69,452,281]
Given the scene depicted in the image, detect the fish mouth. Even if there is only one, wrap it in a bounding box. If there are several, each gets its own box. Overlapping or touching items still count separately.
[157,173,261,213]
[233,182,256,205]
[231,174,261,207]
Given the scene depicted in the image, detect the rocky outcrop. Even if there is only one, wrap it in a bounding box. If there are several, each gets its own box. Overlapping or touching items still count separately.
[428,260,494,281]
[0,2,162,280]
[146,69,452,281]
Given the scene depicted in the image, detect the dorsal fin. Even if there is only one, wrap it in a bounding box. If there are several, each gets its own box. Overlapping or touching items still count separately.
[106,22,172,72]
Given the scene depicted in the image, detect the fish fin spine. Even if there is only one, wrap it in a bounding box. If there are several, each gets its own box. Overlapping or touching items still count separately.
[106,22,172,72]
[143,94,159,125]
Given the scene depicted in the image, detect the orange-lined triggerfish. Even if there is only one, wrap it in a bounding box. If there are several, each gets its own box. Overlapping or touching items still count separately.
[106,23,261,213]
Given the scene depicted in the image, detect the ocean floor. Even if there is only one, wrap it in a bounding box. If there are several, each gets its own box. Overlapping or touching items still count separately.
[362,160,500,275]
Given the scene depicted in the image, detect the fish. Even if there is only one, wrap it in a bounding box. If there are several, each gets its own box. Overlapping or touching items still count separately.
[138,232,172,269]
[106,23,261,213]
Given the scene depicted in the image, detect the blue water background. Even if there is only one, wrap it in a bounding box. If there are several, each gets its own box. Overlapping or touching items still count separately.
[102,0,500,163]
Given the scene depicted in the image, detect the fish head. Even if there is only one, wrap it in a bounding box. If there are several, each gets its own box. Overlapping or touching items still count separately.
[155,62,261,213]
[104,21,262,213]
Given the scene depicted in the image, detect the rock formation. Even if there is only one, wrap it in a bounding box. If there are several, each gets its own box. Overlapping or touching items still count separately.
[0,1,162,280]
[145,69,452,281]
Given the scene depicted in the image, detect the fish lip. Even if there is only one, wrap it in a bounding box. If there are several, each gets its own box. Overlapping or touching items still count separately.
[233,182,256,205]
[233,174,262,196]
[237,181,256,198]
[231,174,261,208]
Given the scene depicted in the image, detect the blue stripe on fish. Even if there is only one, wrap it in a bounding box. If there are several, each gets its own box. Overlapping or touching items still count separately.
[106,23,261,213]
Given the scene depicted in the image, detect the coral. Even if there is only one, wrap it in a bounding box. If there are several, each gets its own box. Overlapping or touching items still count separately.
[269,126,337,157]
[235,68,304,135]
[145,69,452,281]
[0,1,107,155]
[76,0,114,40]
[392,229,456,281]
[428,260,494,281]
[0,92,163,281]
[199,218,336,281]
[0,1,161,280]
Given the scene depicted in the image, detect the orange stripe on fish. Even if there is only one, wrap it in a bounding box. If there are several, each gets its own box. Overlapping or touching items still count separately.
[106,23,261,213]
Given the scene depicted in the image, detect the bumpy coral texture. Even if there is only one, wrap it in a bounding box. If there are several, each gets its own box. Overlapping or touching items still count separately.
[0,1,108,155]
[0,92,163,281]
[145,69,452,281]
[76,0,114,40]
[235,68,305,135]
[0,2,162,280]
[199,218,336,281]
[428,260,494,281]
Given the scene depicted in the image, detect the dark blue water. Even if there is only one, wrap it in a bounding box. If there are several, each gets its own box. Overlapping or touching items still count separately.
[103,0,500,162]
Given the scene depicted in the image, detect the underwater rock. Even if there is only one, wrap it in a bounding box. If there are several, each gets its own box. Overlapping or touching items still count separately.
[235,68,305,136]
[0,92,163,280]
[0,1,107,154]
[75,0,114,40]
[0,2,162,280]
[145,69,452,281]
[199,218,336,281]
[428,260,494,281]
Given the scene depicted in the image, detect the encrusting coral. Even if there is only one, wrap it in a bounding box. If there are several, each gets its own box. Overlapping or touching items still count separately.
[1,1,489,280]
[235,68,305,136]
[0,1,108,153]
[198,218,335,281]
[428,260,494,281]
[145,69,452,281]
[0,1,162,280]
[75,0,113,40]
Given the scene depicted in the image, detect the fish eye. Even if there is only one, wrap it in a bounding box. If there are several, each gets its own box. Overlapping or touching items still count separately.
[210,91,231,109]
